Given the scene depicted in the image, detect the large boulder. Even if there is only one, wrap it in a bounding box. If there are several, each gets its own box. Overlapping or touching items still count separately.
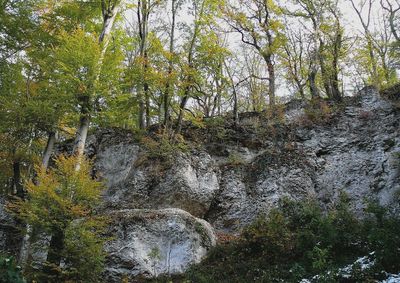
[95,140,219,218]
[103,208,216,282]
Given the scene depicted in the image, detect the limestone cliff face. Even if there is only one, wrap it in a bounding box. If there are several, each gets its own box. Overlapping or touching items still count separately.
[1,87,399,280]
[92,87,399,235]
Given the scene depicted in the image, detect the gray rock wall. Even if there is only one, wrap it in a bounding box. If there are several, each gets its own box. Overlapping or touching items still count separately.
[93,88,399,236]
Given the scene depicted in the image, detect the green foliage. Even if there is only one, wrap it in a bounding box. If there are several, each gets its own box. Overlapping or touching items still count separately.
[61,218,107,282]
[364,202,400,273]
[179,197,400,283]
[226,152,245,166]
[0,0,37,59]
[0,255,25,283]
[140,133,189,167]
[9,155,106,282]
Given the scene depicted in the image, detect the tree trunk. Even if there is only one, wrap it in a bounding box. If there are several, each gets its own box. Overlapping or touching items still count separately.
[42,131,56,169]
[163,0,177,127]
[13,160,23,198]
[145,81,150,127]
[261,36,276,106]
[224,60,239,125]
[295,79,305,99]
[174,0,205,136]
[19,131,57,268]
[73,115,90,159]
[175,90,189,135]
[310,16,321,100]
[331,47,342,101]
[73,1,120,158]
[137,0,149,130]
[266,56,275,106]
[45,228,65,277]
[330,18,342,102]
[318,39,333,99]
[388,11,400,42]
[365,37,379,88]
[309,67,319,99]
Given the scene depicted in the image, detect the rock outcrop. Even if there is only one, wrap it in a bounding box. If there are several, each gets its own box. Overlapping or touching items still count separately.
[91,87,399,236]
[96,144,219,218]
[104,208,216,282]
[0,196,21,254]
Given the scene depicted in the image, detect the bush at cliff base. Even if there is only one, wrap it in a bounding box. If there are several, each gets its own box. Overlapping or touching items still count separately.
[0,255,25,283]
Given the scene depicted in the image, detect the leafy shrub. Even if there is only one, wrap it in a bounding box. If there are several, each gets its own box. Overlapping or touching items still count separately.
[226,151,245,166]
[140,133,189,166]
[9,155,106,283]
[364,202,400,273]
[0,255,25,283]
[299,99,333,127]
[179,196,400,283]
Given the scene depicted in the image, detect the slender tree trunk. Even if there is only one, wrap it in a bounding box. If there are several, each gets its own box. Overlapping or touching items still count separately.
[332,16,342,102]
[261,36,275,106]
[216,63,223,116]
[318,39,333,99]
[380,0,400,42]
[295,79,305,99]
[73,1,120,158]
[145,82,150,127]
[331,45,342,101]
[137,0,149,129]
[266,59,275,106]
[138,101,146,129]
[163,0,177,127]
[45,228,65,277]
[176,90,189,135]
[310,16,321,100]
[367,38,379,88]
[163,77,172,127]
[349,0,379,88]
[144,50,150,127]
[13,160,23,198]
[175,0,205,136]
[331,71,341,101]
[19,131,57,268]
[224,60,239,125]
[309,67,319,99]
[42,131,56,170]
[73,115,90,159]
[388,12,400,42]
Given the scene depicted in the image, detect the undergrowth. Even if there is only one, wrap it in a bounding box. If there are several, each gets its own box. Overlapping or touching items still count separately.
[147,195,400,283]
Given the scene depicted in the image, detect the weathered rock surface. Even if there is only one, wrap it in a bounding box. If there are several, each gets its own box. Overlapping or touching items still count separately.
[94,139,219,218]
[299,87,399,212]
[103,208,216,282]
[207,88,399,231]
[91,87,399,233]
[0,196,21,255]
[207,148,318,231]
